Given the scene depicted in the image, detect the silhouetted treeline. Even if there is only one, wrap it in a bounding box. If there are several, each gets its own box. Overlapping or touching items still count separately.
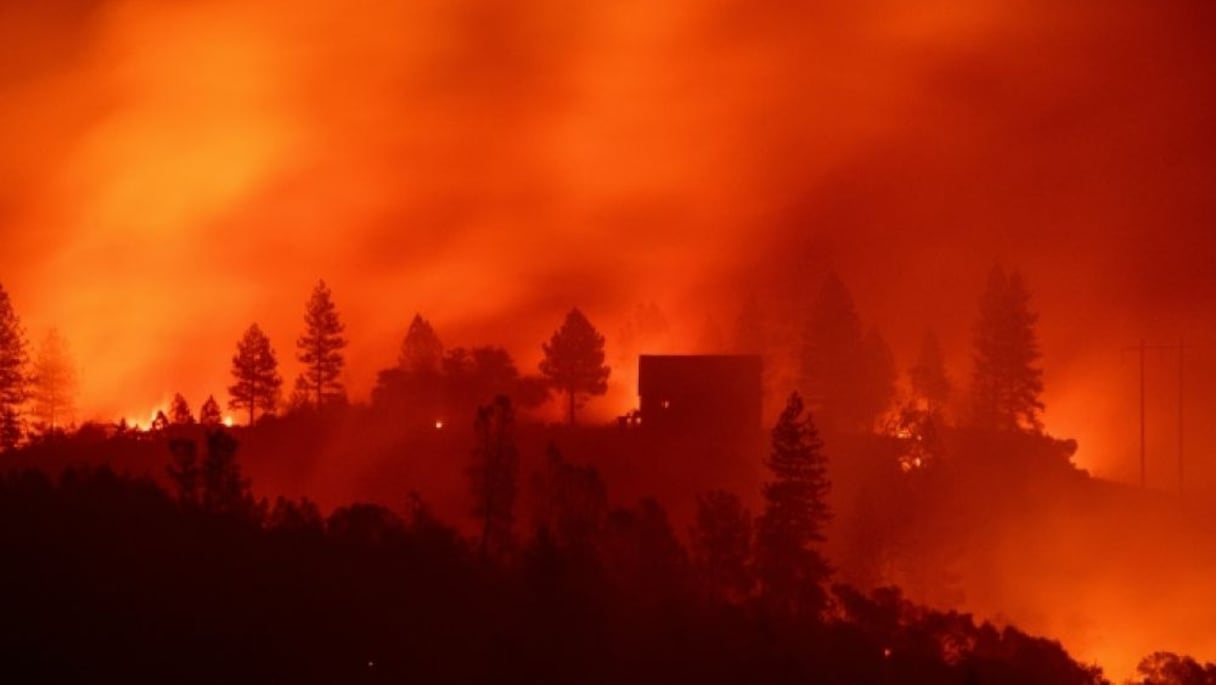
[0,452,1109,684]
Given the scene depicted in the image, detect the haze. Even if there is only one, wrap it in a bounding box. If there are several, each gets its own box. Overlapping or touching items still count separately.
[2,1,1216,678]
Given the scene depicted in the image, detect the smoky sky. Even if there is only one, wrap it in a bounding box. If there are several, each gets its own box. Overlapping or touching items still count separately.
[2,0,1216,479]
[4,0,1216,675]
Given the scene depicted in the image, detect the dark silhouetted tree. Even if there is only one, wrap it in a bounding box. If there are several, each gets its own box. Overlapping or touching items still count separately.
[970,266,1045,432]
[267,496,324,537]
[28,328,76,434]
[201,430,251,517]
[539,308,609,425]
[470,395,518,558]
[296,280,347,407]
[0,283,27,451]
[801,273,868,432]
[530,443,607,552]
[167,438,200,504]
[169,393,194,425]
[859,328,896,428]
[286,376,313,414]
[228,324,282,426]
[910,329,951,413]
[371,314,446,420]
[150,410,170,432]
[1132,652,1216,685]
[399,313,443,374]
[755,392,831,616]
[199,395,223,426]
[599,497,689,599]
[443,346,550,412]
[690,489,753,603]
[327,503,405,546]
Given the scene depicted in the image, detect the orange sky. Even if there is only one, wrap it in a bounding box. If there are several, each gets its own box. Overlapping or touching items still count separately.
[2,0,1216,482]
[3,1,1216,676]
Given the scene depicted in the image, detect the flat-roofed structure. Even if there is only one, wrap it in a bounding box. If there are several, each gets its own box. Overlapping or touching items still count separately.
[637,354,762,438]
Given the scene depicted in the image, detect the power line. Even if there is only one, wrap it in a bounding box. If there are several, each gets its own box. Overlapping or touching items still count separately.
[1122,338,1214,496]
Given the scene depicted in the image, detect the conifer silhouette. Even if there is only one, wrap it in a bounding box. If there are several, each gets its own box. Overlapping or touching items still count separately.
[539,308,609,425]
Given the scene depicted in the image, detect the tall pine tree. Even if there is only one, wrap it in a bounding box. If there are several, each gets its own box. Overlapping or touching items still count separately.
[229,324,282,426]
[296,280,347,408]
[755,392,831,616]
[539,308,609,425]
[970,266,1045,432]
[28,328,76,434]
[691,490,754,603]
[169,393,194,425]
[199,395,223,426]
[0,284,27,451]
[470,395,519,559]
[399,314,443,374]
[801,274,893,432]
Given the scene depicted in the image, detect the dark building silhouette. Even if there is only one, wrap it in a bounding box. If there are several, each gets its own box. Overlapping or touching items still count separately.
[638,355,762,438]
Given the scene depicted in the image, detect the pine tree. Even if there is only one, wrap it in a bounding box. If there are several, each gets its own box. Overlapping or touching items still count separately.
[0,284,28,451]
[801,273,866,432]
[399,314,443,374]
[199,395,223,426]
[201,430,252,517]
[690,490,754,602]
[970,266,1045,432]
[910,329,950,414]
[28,328,76,434]
[755,392,831,616]
[531,443,607,552]
[469,395,519,559]
[229,324,282,426]
[539,308,610,425]
[169,393,194,425]
[167,438,200,504]
[296,280,347,408]
[859,327,896,429]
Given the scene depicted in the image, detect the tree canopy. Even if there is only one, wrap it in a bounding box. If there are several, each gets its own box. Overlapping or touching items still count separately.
[229,324,282,425]
[199,395,223,426]
[0,284,27,451]
[28,328,76,434]
[399,314,443,375]
[296,280,347,408]
[801,274,893,432]
[970,266,1045,432]
[470,395,519,558]
[539,308,609,425]
[756,392,832,616]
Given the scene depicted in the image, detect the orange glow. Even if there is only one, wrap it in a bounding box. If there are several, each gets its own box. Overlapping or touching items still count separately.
[2,1,1216,678]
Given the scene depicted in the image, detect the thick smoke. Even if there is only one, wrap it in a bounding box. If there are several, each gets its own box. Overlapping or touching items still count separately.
[2,1,1216,674]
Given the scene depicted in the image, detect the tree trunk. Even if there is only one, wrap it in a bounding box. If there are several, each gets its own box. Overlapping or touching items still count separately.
[567,389,576,426]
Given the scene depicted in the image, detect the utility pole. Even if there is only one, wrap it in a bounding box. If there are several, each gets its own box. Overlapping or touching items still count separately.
[1123,338,1211,495]
[1178,338,1184,498]
[1140,340,1147,489]
[1124,340,1149,488]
